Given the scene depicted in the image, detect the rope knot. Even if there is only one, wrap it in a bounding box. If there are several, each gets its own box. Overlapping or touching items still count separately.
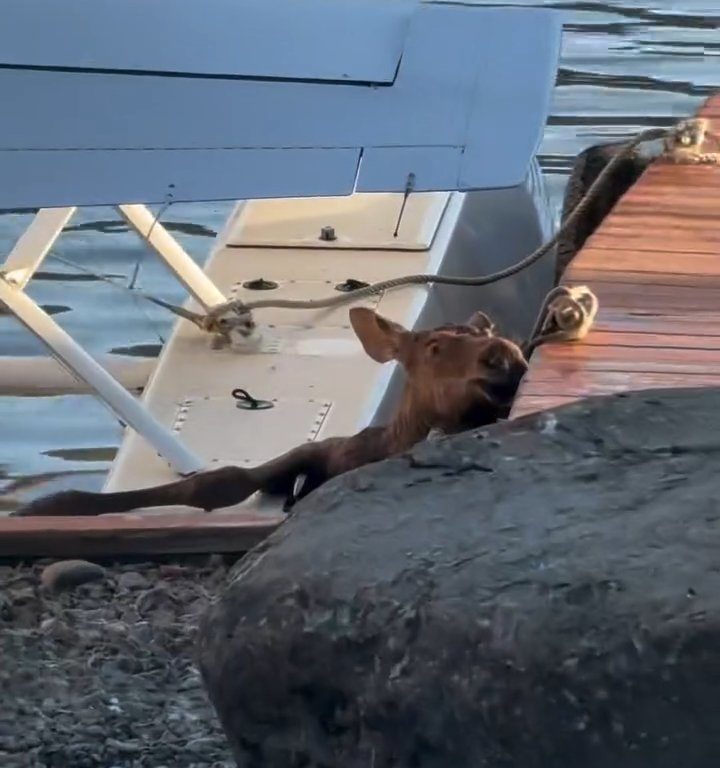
[525,285,599,356]
[663,118,720,165]
[201,302,258,348]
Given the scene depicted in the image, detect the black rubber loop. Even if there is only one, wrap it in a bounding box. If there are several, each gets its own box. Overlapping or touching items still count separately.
[231,388,274,410]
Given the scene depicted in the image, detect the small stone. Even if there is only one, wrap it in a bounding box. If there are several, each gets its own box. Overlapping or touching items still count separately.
[10,587,35,605]
[105,737,141,754]
[136,585,176,616]
[131,621,153,644]
[79,628,104,644]
[0,595,12,621]
[159,564,188,579]
[117,571,150,591]
[104,620,129,637]
[41,560,106,593]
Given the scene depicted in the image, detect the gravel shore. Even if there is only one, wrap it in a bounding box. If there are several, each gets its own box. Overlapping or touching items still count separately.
[0,554,236,768]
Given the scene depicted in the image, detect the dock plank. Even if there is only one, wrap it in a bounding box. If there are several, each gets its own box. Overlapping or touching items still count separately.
[562,331,720,350]
[511,92,720,419]
[567,282,720,313]
[518,370,720,399]
[567,271,720,289]
[0,511,284,558]
[592,312,720,336]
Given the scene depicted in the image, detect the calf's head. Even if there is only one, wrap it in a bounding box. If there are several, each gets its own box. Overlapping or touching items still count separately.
[350,307,528,435]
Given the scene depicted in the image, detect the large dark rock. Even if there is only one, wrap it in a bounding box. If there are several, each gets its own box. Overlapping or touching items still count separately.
[198,387,720,768]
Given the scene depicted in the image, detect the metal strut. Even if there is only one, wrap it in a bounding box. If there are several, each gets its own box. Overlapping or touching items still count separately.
[0,203,225,475]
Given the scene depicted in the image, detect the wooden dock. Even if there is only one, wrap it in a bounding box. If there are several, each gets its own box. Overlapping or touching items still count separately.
[511,94,720,419]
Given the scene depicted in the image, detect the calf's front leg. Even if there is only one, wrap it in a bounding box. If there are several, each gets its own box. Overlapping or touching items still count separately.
[11,442,332,517]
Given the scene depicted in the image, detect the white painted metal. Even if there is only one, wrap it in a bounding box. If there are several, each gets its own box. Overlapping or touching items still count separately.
[0,275,204,476]
[0,5,561,205]
[1,207,75,288]
[0,0,412,83]
[171,396,334,466]
[118,204,226,309]
[227,192,450,250]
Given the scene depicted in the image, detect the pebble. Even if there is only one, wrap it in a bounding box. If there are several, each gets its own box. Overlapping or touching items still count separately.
[10,587,35,604]
[159,564,189,578]
[40,560,106,593]
[106,737,142,753]
[117,570,150,590]
[3,558,233,767]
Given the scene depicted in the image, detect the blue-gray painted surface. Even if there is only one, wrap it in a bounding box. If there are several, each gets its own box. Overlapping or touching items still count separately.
[0,0,413,83]
[0,5,560,204]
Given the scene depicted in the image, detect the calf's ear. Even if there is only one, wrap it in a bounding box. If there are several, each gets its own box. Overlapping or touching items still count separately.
[349,308,408,363]
[466,310,495,336]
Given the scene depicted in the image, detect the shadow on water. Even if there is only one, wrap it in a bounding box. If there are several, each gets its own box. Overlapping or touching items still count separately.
[33,270,126,282]
[109,343,163,357]
[0,303,71,316]
[41,446,118,462]
[557,67,716,96]
[63,219,217,237]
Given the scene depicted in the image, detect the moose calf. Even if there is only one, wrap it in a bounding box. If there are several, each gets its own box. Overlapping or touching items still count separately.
[13,307,527,518]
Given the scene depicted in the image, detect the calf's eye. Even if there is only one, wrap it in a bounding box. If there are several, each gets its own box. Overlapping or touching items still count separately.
[427,341,441,356]
[485,352,508,370]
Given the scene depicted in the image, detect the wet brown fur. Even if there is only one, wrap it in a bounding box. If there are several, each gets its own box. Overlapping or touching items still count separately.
[12,308,527,518]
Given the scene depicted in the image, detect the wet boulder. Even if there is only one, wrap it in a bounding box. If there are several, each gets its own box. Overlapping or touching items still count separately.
[198,387,720,768]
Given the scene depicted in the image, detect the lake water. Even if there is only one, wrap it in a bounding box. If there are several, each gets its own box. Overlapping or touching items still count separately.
[0,0,718,510]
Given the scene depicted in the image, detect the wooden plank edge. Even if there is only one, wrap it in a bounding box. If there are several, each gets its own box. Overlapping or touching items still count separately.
[555,331,720,350]
[591,319,720,337]
[511,382,720,419]
[0,511,284,558]
[568,247,720,264]
[510,395,578,418]
[578,240,720,258]
[566,271,720,288]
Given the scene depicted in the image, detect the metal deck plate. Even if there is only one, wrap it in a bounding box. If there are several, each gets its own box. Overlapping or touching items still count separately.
[226,192,450,250]
[171,396,333,466]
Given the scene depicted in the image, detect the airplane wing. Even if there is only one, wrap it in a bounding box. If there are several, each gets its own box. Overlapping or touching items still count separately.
[0,0,561,207]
